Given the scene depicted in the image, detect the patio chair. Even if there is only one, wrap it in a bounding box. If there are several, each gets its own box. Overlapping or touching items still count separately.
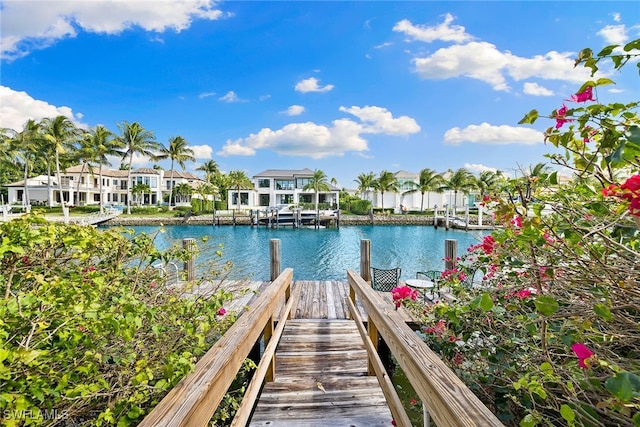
[370,267,401,292]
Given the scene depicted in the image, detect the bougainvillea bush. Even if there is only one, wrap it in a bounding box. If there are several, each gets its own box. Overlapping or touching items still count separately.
[411,40,640,426]
[0,215,238,426]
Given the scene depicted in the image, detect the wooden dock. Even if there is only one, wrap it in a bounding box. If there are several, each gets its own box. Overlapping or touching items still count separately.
[141,271,503,427]
[249,318,393,426]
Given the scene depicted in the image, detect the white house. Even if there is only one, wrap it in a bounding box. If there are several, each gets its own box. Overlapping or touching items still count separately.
[227,168,341,211]
[4,165,205,207]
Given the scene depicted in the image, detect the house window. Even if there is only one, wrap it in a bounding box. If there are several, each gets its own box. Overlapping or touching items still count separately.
[231,192,249,206]
[299,194,312,203]
[275,179,294,190]
[258,179,270,188]
[278,194,294,204]
[259,194,270,206]
[150,177,157,188]
[296,178,312,189]
[113,179,118,186]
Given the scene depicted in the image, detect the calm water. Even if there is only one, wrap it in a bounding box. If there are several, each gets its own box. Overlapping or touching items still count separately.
[123,224,486,281]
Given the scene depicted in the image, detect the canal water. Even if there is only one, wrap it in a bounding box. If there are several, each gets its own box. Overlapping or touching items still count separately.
[124,224,486,281]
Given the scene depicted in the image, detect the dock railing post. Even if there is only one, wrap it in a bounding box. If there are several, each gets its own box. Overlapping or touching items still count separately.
[270,239,281,281]
[182,238,196,282]
[360,239,371,283]
[478,203,484,226]
[445,239,457,271]
[433,204,438,229]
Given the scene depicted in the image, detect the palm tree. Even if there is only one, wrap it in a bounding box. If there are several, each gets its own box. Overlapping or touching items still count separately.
[6,120,44,207]
[74,132,97,206]
[115,121,159,214]
[404,168,445,212]
[87,125,122,214]
[373,170,399,213]
[227,170,252,213]
[42,116,80,216]
[194,182,216,212]
[442,168,476,208]
[475,170,505,202]
[155,136,195,210]
[354,172,375,202]
[196,160,220,183]
[303,169,331,213]
[131,183,151,206]
[173,183,193,205]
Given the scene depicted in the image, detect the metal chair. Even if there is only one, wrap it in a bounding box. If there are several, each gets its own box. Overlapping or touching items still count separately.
[370,267,401,292]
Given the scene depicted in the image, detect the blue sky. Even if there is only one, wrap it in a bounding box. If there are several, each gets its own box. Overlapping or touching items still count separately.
[1,1,639,188]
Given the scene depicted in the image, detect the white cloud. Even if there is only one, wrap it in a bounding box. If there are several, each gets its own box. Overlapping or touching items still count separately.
[412,41,592,91]
[612,12,622,23]
[219,91,245,103]
[597,24,628,45]
[259,94,271,101]
[523,82,554,96]
[190,144,212,159]
[374,42,393,49]
[339,106,420,135]
[218,105,419,159]
[0,86,86,130]
[1,0,227,60]
[294,77,334,93]
[608,88,624,94]
[284,105,305,116]
[392,13,473,44]
[443,123,543,146]
[464,163,499,173]
[198,91,216,99]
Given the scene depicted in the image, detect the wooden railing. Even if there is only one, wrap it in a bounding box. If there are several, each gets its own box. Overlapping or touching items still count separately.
[139,268,296,427]
[347,269,504,427]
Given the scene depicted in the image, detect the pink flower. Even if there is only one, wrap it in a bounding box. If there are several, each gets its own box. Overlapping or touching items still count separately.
[217,308,227,316]
[602,175,640,216]
[569,86,595,103]
[391,286,418,308]
[571,343,594,369]
[621,174,640,193]
[511,216,522,228]
[517,289,532,299]
[554,104,573,129]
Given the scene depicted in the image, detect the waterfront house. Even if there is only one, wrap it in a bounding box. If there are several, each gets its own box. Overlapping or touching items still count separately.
[227,168,341,211]
[4,165,205,208]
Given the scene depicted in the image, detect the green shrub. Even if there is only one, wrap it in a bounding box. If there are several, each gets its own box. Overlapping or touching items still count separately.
[0,215,237,426]
[349,200,371,215]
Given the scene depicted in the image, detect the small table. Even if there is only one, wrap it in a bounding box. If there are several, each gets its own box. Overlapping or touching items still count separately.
[406,279,436,301]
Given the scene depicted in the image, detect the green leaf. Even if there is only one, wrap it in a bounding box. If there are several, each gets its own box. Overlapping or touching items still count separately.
[605,372,640,402]
[560,404,575,423]
[595,77,615,86]
[623,39,640,52]
[519,414,537,427]
[479,292,494,312]
[518,109,539,125]
[534,296,559,316]
[596,45,618,57]
[549,171,558,185]
[593,303,612,321]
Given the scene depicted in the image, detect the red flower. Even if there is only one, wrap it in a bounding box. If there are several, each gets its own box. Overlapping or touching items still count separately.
[217,308,227,316]
[481,235,496,254]
[602,175,640,216]
[410,399,418,406]
[571,343,594,369]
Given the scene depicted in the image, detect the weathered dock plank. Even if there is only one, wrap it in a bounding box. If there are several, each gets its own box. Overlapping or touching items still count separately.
[248,319,393,426]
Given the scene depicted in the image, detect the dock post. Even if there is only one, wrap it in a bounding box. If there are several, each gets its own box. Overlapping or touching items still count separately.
[465,205,470,230]
[478,203,484,226]
[445,204,450,230]
[433,204,438,229]
[360,239,371,283]
[270,239,281,281]
[337,209,340,229]
[445,239,457,271]
[183,238,196,282]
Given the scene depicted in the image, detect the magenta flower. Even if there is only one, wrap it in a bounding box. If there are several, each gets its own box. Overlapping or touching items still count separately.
[571,343,594,369]
[569,86,595,103]
[554,104,572,129]
[217,307,227,316]
[391,286,418,308]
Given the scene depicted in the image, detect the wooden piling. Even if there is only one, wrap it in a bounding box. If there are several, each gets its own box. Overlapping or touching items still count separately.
[445,239,457,271]
[182,238,196,281]
[360,239,371,282]
[270,239,281,281]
